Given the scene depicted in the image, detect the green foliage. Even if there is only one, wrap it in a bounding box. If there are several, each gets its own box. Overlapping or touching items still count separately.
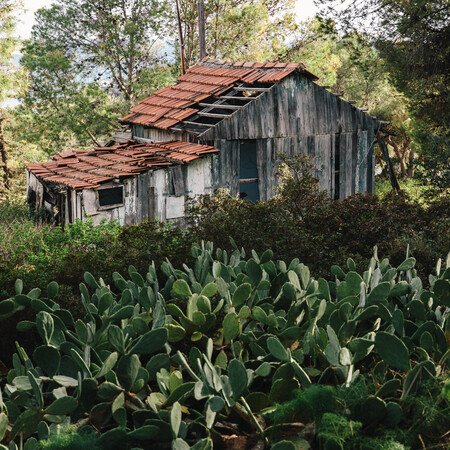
[0,210,192,299]
[0,0,21,104]
[267,385,337,425]
[38,428,100,450]
[281,18,343,87]
[375,178,431,203]
[317,413,362,450]
[17,0,174,153]
[176,0,295,67]
[187,160,450,281]
[317,0,449,191]
[317,413,409,450]
[0,211,121,297]
[0,239,448,448]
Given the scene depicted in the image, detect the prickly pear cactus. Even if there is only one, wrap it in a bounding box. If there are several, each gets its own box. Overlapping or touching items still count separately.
[0,243,448,449]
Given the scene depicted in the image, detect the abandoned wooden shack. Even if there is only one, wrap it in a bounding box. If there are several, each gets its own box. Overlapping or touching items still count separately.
[26,58,383,225]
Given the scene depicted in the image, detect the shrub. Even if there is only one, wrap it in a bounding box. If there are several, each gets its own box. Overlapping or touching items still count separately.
[187,156,449,281]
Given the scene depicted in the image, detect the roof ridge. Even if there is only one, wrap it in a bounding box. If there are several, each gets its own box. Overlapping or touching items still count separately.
[199,58,304,71]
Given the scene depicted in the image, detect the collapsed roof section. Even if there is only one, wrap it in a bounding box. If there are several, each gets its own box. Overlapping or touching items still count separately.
[25,140,219,190]
[120,58,319,135]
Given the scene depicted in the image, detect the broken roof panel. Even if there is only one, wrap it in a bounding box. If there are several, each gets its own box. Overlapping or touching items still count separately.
[120,58,318,130]
[26,140,219,190]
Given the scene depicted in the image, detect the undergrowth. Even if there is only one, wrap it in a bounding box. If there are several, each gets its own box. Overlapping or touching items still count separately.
[38,428,100,450]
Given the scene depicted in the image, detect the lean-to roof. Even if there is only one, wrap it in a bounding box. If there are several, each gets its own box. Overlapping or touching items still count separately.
[26,140,218,190]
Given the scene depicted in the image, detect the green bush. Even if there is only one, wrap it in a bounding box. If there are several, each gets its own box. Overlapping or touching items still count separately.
[38,428,100,450]
[0,207,121,297]
[0,208,192,300]
[187,179,449,282]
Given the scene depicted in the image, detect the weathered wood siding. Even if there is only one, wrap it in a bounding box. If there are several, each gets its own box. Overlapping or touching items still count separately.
[62,157,214,226]
[132,124,188,143]
[200,75,378,199]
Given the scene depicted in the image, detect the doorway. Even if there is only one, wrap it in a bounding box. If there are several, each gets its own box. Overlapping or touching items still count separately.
[239,140,259,202]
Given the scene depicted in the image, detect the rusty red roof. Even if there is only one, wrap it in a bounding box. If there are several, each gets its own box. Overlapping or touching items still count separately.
[26,140,219,190]
[120,58,317,130]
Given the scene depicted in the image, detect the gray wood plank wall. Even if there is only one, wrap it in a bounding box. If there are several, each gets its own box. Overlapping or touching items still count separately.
[200,74,380,199]
[132,125,187,142]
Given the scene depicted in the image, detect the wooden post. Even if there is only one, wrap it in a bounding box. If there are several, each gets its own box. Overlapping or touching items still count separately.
[175,0,186,74]
[147,187,155,220]
[198,0,206,60]
[376,132,401,193]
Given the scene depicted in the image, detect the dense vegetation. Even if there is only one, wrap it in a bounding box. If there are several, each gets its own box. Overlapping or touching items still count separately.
[0,240,449,449]
[1,159,449,305]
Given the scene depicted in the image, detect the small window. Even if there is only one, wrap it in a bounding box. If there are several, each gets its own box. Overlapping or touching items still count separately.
[98,186,124,208]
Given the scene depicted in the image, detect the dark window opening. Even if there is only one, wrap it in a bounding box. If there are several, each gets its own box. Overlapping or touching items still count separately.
[168,173,175,195]
[98,186,124,207]
[27,188,36,205]
[239,141,259,202]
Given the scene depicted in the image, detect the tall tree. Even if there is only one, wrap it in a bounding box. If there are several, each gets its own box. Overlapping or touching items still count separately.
[0,0,21,192]
[284,18,415,179]
[281,18,343,86]
[18,0,175,153]
[30,0,170,104]
[316,0,450,189]
[175,0,296,67]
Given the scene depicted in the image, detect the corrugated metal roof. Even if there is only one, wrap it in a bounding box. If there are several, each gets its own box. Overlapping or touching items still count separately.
[26,140,219,190]
[120,58,317,130]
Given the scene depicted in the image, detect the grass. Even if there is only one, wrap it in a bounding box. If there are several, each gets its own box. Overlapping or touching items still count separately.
[375,177,431,203]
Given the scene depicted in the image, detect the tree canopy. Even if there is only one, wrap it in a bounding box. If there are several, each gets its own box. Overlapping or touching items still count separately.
[316,0,449,190]
[17,0,176,152]
[175,0,296,67]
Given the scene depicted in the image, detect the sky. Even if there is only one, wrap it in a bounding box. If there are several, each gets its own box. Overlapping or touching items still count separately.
[15,0,318,41]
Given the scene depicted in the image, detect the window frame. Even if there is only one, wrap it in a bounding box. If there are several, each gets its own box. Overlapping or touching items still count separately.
[96,184,125,210]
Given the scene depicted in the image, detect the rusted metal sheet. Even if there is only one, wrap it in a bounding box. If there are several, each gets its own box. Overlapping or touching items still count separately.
[26,140,219,190]
[119,59,317,131]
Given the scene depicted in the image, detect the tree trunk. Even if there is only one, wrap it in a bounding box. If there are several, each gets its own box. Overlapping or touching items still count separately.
[408,148,415,178]
[386,135,407,178]
[198,0,206,60]
[0,114,10,191]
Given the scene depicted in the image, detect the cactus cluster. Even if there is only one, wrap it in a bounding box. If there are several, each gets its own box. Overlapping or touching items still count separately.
[0,242,448,449]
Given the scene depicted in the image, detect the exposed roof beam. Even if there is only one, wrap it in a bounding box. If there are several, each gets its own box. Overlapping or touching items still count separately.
[182,120,215,128]
[198,111,233,119]
[198,102,244,109]
[234,86,272,92]
[217,95,252,101]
